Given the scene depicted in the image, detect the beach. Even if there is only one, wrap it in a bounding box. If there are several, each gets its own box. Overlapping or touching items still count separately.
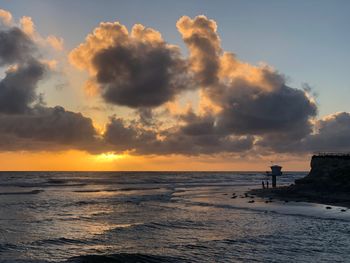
[249,186,350,209]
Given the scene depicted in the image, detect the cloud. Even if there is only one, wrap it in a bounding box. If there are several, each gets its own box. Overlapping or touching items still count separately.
[302,112,350,152]
[0,10,101,153]
[176,15,317,144]
[68,15,323,156]
[0,9,12,26]
[19,16,35,36]
[0,27,36,66]
[103,117,158,152]
[70,22,190,108]
[257,112,350,154]
[0,11,347,158]
[0,106,99,151]
[103,112,254,155]
[0,9,65,56]
[215,71,317,137]
[0,17,48,114]
[46,35,64,51]
[0,60,46,114]
[159,111,254,155]
[136,107,155,126]
[177,15,221,87]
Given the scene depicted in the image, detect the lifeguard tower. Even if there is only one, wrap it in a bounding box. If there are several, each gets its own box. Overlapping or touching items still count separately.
[267,165,283,188]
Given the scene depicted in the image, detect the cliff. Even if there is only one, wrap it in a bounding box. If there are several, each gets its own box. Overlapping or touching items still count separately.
[295,154,350,192]
[249,154,350,207]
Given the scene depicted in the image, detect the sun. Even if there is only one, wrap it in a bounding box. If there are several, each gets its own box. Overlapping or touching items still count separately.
[94,152,126,162]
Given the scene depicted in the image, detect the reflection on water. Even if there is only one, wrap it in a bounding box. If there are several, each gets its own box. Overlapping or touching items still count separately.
[0,172,349,262]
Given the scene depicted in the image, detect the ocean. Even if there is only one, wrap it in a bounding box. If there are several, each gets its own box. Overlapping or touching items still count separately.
[0,171,349,262]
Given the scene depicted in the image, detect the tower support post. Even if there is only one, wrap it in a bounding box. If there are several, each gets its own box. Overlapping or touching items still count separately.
[272,174,277,188]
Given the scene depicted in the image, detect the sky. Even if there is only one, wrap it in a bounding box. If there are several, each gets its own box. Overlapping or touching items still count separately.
[0,0,349,171]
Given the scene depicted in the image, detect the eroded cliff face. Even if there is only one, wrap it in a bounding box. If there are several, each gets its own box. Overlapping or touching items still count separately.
[249,155,350,206]
[296,155,350,192]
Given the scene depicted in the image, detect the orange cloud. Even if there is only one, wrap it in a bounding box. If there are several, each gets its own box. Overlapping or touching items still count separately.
[20,16,35,36]
[69,21,129,73]
[0,9,12,25]
[46,35,64,51]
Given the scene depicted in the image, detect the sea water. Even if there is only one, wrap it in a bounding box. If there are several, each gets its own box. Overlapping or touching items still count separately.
[0,172,349,262]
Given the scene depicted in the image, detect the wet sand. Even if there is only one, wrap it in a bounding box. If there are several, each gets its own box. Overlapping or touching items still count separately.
[248,186,350,209]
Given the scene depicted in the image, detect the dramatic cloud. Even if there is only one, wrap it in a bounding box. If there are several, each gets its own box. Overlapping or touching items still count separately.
[70,22,190,108]
[0,10,100,152]
[104,117,158,152]
[157,111,254,155]
[176,16,317,145]
[0,60,46,114]
[69,15,332,156]
[0,27,36,66]
[137,107,155,126]
[0,10,348,158]
[257,112,350,154]
[215,71,317,138]
[0,14,48,116]
[0,106,99,151]
[303,112,350,152]
[103,112,254,155]
[177,15,221,86]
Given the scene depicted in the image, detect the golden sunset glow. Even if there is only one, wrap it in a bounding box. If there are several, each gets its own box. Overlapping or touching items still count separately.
[0,3,348,171]
[94,152,127,162]
[0,150,308,171]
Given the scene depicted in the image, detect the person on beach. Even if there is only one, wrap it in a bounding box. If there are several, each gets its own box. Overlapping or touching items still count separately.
[266,180,269,189]
[262,181,265,189]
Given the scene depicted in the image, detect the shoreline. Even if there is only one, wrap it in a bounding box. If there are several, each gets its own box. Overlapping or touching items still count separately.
[248,186,350,209]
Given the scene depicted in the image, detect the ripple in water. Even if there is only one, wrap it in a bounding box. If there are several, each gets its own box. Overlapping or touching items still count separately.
[0,171,349,262]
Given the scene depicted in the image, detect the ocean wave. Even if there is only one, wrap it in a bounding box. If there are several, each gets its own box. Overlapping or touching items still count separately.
[0,243,18,252]
[0,189,44,195]
[32,237,93,246]
[73,187,168,193]
[61,200,101,208]
[108,219,206,234]
[0,182,86,188]
[46,179,66,184]
[144,219,206,230]
[73,189,105,193]
[118,187,164,191]
[65,253,185,263]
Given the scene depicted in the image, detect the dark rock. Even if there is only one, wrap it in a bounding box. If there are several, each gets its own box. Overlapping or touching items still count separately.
[295,155,350,193]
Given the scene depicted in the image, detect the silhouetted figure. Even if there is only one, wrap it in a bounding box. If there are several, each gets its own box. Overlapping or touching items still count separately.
[266,180,269,189]
[262,181,265,189]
